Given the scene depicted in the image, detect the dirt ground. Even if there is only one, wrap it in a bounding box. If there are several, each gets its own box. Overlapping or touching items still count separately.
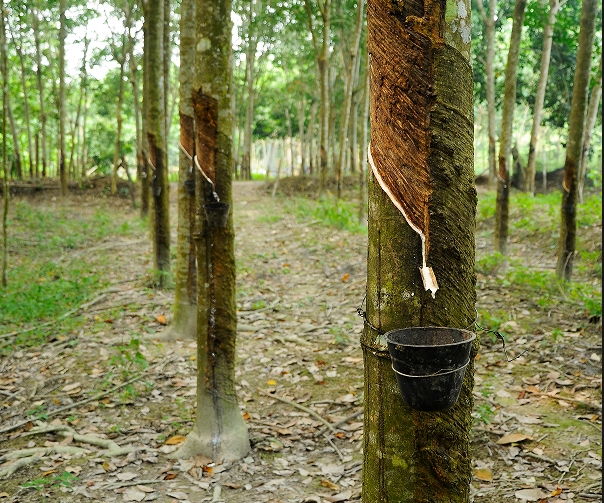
[0,180,601,503]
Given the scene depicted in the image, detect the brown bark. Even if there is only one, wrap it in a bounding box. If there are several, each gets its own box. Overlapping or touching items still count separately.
[112,22,130,195]
[363,0,476,500]
[1,0,8,286]
[297,96,306,174]
[494,0,527,255]
[556,0,598,281]
[307,100,318,176]
[141,4,150,217]
[359,53,369,225]
[7,96,22,180]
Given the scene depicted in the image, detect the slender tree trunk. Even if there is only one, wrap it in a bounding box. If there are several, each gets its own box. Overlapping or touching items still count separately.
[129,34,144,194]
[174,0,249,463]
[285,107,293,176]
[32,8,47,178]
[308,100,318,176]
[494,0,527,255]
[146,0,171,287]
[69,38,88,185]
[80,85,89,180]
[363,1,476,500]
[7,96,22,180]
[359,54,369,224]
[297,96,306,174]
[168,0,197,340]
[305,0,332,197]
[11,28,34,179]
[578,55,602,202]
[1,0,8,286]
[59,0,67,195]
[336,0,364,200]
[163,0,171,137]
[328,64,337,176]
[477,0,497,185]
[526,0,561,194]
[112,44,128,195]
[556,0,598,281]
[141,7,150,217]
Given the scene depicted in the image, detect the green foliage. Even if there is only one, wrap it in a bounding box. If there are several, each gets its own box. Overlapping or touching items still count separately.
[286,197,367,234]
[473,403,496,425]
[110,334,149,387]
[476,252,506,275]
[22,471,79,491]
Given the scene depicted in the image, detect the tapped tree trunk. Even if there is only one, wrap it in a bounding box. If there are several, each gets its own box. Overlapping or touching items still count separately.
[174,0,249,463]
[556,0,598,281]
[494,0,527,256]
[146,0,171,287]
[168,0,197,340]
[363,0,476,501]
[477,0,498,185]
[58,0,67,195]
[578,55,602,202]
[525,0,561,194]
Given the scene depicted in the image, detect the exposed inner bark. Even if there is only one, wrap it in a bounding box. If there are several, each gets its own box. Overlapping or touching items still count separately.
[192,90,218,185]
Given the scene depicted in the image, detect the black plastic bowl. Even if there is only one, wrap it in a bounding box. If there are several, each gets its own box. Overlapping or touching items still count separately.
[384,327,475,412]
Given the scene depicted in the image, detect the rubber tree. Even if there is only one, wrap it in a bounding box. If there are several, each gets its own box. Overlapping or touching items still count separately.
[304,0,332,197]
[32,6,47,178]
[58,0,68,195]
[556,0,598,281]
[145,0,171,287]
[476,0,497,185]
[525,0,562,194]
[7,95,22,180]
[493,0,527,256]
[168,0,197,341]
[358,52,369,225]
[174,0,250,462]
[578,54,602,202]
[335,0,364,201]
[362,0,476,501]
[1,0,8,286]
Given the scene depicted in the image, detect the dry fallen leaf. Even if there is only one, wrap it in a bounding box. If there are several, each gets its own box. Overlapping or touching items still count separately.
[62,382,81,392]
[0,493,9,499]
[123,488,146,502]
[320,479,339,490]
[135,485,155,493]
[341,273,350,282]
[496,433,533,445]
[475,468,493,481]
[156,315,167,325]
[165,435,187,445]
[267,379,277,385]
[514,488,550,501]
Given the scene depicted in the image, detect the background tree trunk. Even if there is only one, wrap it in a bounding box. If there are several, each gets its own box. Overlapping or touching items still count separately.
[174,0,249,463]
[1,0,8,286]
[170,0,197,340]
[7,96,22,180]
[112,30,129,195]
[146,0,171,287]
[32,8,48,178]
[578,55,602,202]
[556,0,598,281]
[69,38,89,185]
[129,31,144,196]
[477,0,498,186]
[362,0,476,501]
[141,2,151,217]
[58,0,68,195]
[525,0,561,194]
[494,0,527,256]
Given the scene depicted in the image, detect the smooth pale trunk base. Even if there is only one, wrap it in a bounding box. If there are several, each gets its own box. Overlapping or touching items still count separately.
[147,303,197,342]
[171,388,250,462]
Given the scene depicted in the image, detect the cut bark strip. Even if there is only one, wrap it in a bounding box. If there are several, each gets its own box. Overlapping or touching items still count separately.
[192,89,218,185]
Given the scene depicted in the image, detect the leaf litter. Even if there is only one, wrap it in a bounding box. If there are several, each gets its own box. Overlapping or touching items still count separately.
[0,182,601,502]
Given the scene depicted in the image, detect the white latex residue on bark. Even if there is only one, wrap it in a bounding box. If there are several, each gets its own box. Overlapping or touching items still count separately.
[368,142,439,298]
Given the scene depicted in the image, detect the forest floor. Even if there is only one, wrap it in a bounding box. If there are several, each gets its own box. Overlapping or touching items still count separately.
[0,179,601,503]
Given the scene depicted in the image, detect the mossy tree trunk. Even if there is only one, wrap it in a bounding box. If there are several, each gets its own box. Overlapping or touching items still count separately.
[58,0,67,196]
[493,0,526,256]
[556,0,598,282]
[169,0,197,340]
[525,0,561,194]
[174,0,250,463]
[146,0,171,287]
[362,0,476,501]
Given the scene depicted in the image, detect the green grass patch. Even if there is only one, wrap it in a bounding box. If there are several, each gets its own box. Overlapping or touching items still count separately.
[285,196,367,234]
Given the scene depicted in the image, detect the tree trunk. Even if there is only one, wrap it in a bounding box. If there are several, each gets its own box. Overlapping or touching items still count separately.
[146,0,171,287]
[129,32,144,197]
[556,0,598,281]
[80,83,89,180]
[169,0,197,340]
[308,100,318,176]
[494,0,527,256]
[477,0,498,185]
[297,96,306,174]
[163,0,171,137]
[7,95,22,180]
[363,0,476,501]
[58,0,67,195]
[285,107,293,176]
[336,0,364,201]
[141,6,150,217]
[578,55,602,202]
[69,38,89,185]
[32,8,47,178]
[304,0,332,197]
[174,0,249,463]
[359,54,369,225]
[525,0,561,194]
[1,0,8,286]
[112,35,129,195]
[11,26,34,179]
